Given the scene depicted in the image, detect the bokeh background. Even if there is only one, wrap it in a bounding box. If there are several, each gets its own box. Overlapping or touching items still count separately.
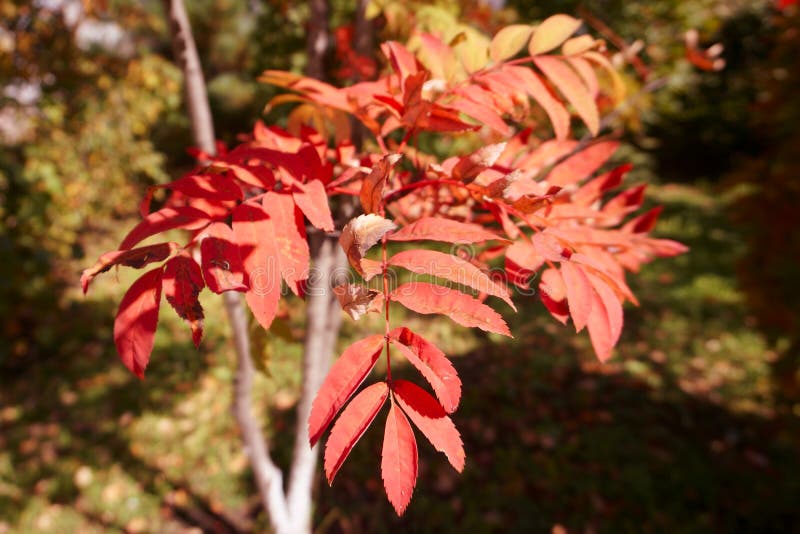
[1,0,799,532]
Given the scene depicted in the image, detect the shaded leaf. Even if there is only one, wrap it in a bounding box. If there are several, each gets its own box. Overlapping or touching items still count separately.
[114,268,163,379]
[199,222,248,294]
[81,243,178,295]
[120,206,210,250]
[162,255,205,347]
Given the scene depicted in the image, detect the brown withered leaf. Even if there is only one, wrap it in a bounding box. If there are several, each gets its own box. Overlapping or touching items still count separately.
[339,214,397,274]
[333,283,384,320]
[360,153,402,214]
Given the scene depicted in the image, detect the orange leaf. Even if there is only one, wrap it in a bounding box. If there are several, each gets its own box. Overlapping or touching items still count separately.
[387,249,515,310]
[490,24,534,63]
[162,255,205,347]
[393,380,464,472]
[548,141,618,187]
[324,382,389,484]
[293,179,334,232]
[114,268,163,379]
[308,335,385,446]
[389,217,508,244]
[529,14,582,55]
[391,282,511,337]
[503,65,570,140]
[534,56,599,136]
[389,327,461,413]
[381,402,418,516]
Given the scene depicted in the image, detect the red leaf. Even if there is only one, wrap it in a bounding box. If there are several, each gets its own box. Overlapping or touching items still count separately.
[623,206,663,234]
[505,241,545,289]
[534,56,599,136]
[114,268,163,379]
[293,179,334,232]
[324,382,389,484]
[547,141,618,187]
[388,249,515,310]
[232,201,281,329]
[560,262,593,332]
[120,206,210,250]
[389,327,461,413]
[199,222,248,294]
[389,217,508,244]
[585,273,624,362]
[381,401,418,516]
[162,255,205,347]
[81,242,178,295]
[360,153,402,214]
[539,268,569,324]
[393,380,464,473]
[308,334,385,446]
[263,191,310,296]
[390,282,511,337]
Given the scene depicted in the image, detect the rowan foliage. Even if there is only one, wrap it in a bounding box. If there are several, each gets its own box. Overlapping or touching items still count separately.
[83,14,685,514]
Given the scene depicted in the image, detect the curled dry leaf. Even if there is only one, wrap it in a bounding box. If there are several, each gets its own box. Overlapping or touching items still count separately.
[339,214,397,274]
[333,283,384,320]
[360,153,402,214]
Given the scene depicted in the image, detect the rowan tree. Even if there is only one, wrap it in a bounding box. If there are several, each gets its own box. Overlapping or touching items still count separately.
[82,4,685,532]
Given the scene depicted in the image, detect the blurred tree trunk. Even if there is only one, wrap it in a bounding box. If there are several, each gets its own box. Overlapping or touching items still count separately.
[163,0,293,531]
[164,0,340,531]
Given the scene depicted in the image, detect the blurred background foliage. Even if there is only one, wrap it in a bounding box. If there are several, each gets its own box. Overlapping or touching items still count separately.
[1,0,798,532]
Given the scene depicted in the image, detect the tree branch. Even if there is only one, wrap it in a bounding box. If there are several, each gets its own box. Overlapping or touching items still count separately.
[162,1,291,531]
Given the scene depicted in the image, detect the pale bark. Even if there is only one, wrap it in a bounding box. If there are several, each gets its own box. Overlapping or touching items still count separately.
[163,1,292,532]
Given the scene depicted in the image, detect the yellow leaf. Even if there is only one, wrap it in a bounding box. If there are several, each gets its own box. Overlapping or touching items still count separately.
[490,24,534,63]
[529,14,583,56]
[562,35,598,55]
